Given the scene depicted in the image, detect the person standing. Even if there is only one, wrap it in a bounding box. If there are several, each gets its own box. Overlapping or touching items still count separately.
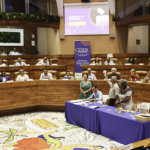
[116,79,133,110]
[80,74,92,99]
[104,73,119,106]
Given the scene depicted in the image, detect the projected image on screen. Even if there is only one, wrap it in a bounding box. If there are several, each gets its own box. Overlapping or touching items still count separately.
[65,3,109,35]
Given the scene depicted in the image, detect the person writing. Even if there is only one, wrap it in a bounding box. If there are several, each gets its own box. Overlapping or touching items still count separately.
[116,79,133,110]
[85,85,103,103]
[104,73,119,106]
[80,74,92,99]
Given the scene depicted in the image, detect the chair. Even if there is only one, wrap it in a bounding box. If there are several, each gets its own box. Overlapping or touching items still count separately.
[136,70,147,79]
[111,58,118,65]
[50,58,58,65]
[14,59,26,63]
[48,70,57,80]
[125,58,137,64]
[14,71,28,78]
[82,70,97,75]
[90,58,102,63]
[106,71,121,76]
[59,71,73,79]
[0,72,10,76]
[137,102,150,114]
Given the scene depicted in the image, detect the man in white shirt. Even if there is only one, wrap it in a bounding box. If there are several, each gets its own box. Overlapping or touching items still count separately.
[9,48,22,55]
[87,85,103,103]
[36,57,49,66]
[104,57,114,65]
[87,68,97,80]
[16,69,29,81]
[15,58,27,66]
[40,69,53,80]
[104,73,119,106]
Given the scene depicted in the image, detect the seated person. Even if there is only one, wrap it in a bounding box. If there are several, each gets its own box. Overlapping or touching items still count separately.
[129,69,140,81]
[80,74,92,99]
[86,85,103,103]
[91,56,102,65]
[36,57,49,66]
[143,71,150,83]
[87,67,97,80]
[108,68,120,80]
[126,57,135,64]
[116,79,133,110]
[15,58,27,66]
[9,48,22,55]
[0,59,7,67]
[104,57,114,65]
[40,69,53,80]
[16,69,29,81]
[0,72,10,82]
[0,49,7,56]
[63,71,73,80]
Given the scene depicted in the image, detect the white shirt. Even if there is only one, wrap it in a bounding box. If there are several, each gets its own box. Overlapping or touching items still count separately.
[104,60,115,65]
[0,63,6,67]
[40,72,53,80]
[16,74,29,81]
[2,77,6,82]
[88,90,103,102]
[108,82,119,99]
[9,51,22,55]
[88,73,97,80]
[36,60,49,66]
[15,61,27,66]
[1,52,7,56]
[90,61,102,65]
[119,87,133,110]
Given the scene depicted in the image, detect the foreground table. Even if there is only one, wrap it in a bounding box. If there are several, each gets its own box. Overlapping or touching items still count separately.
[65,101,150,144]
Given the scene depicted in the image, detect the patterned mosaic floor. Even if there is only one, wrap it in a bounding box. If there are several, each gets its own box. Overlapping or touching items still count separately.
[0,112,122,150]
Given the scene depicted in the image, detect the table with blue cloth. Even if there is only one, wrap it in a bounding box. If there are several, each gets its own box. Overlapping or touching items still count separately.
[65,100,150,145]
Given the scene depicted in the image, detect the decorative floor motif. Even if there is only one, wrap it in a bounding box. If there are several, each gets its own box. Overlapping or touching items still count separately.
[0,112,122,150]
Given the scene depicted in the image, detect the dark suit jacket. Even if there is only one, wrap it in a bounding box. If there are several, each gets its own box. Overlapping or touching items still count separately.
[0,76,10,82]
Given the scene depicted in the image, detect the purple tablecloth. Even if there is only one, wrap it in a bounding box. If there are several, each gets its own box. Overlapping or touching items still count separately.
[65,101,150,144]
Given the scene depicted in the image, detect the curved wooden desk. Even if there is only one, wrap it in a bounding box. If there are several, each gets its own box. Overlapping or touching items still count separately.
[0,80,149,116]
[82,65,150,79]
[0,65,66,80]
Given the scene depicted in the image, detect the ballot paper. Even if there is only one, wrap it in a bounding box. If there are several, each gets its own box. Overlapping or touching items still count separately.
[70,99,82,103]
[88,105,100,109]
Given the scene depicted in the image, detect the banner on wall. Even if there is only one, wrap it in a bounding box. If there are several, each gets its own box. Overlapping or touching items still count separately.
[75,41,91,74]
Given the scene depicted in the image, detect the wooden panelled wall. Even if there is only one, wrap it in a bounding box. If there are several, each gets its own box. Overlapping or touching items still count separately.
[0,26,38,54]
